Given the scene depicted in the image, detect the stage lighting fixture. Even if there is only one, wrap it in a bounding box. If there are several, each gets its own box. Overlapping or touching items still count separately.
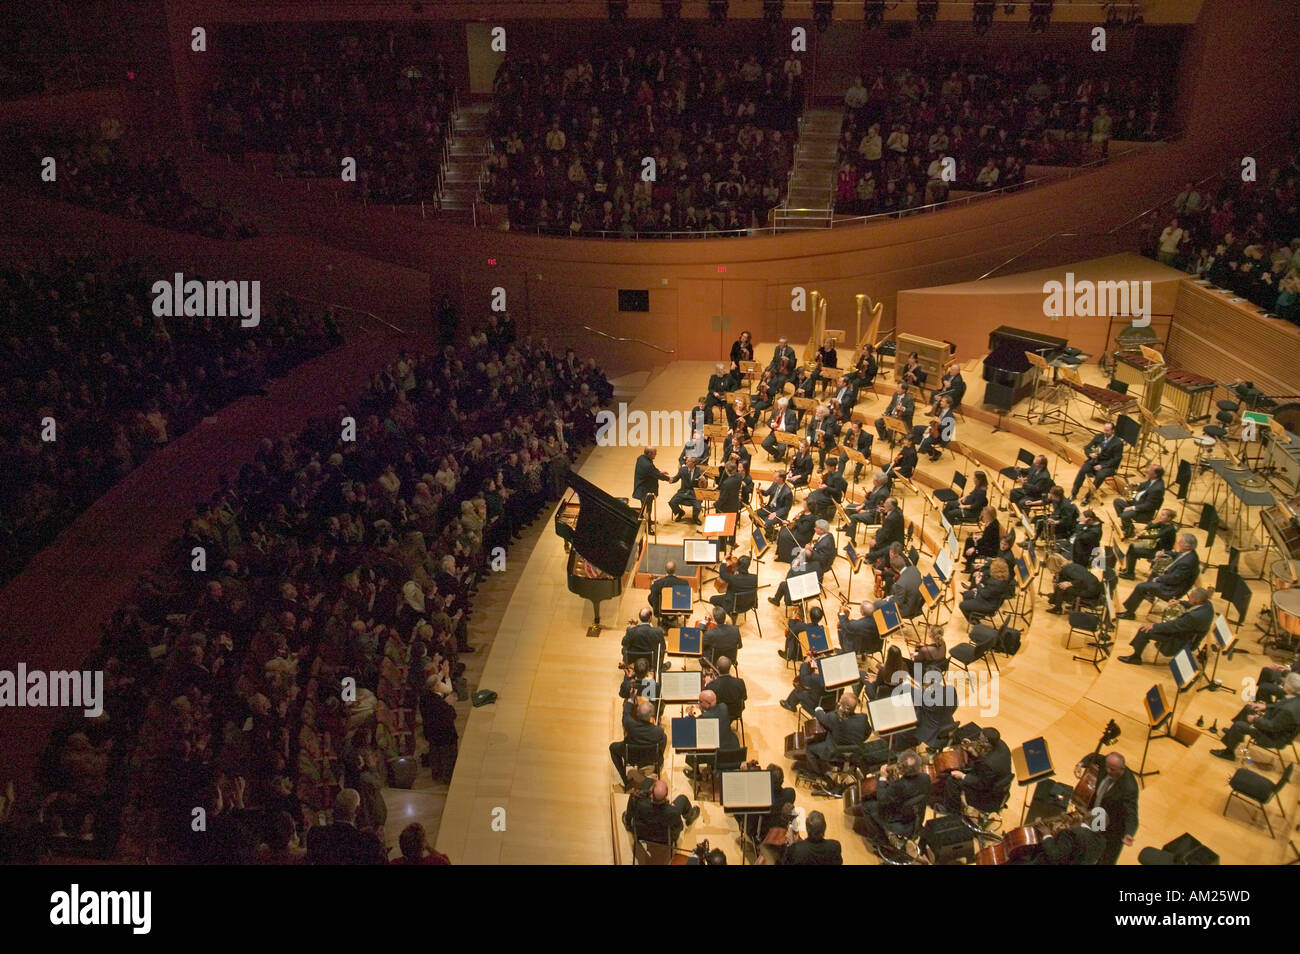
[764,0,784,24]
[813,0,833,31]
[660,0,681,21]
[608,0,628,22]
[864,1,886,27]
[1029,0,1053,32]
[916,1,938,31]
[973,0,994,34]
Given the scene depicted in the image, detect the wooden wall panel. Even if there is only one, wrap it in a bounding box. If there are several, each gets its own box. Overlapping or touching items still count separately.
[1167,282,1300,396]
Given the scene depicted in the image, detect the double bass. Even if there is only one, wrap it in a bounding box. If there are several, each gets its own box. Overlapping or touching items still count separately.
[1071,719,1122,812]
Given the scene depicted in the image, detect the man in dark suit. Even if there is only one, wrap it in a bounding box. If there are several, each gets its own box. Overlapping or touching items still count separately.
[1119,586,1214,663]
[768,544,819,607]
[807,405,842,468]
[761,397,800,460]
[768,337,797,373]
[1009,454,1053,508]
[930,366,966,414]
[775,501,817,563]
[702,606,742,664]
[809,521,838,579]
[1034,486,1078,542]
[1211,672,1300,759]
[1076,752,1138,864]
[875,383,915,441]
[837,420,873,483]
[632,447,670,510]
[857,748,932,850]
[622,608,666,666]
[864,498,904,565]
[609,699,667,787]
[806,690,870,778]
[832,377,860,421]
[306,789,389,865]
[891,551,924,619]
[838,599,882,656]
[780,810,843,865]
[915,397,956,460]
[715,461,743,514]
[807,467,848,522]
[647,560,687,625]
[1119,508,1177,579]
[1071,422,1124,502]
[757,471,795,532]
[1047,561,1104,613]
[1116,532,1198,619]
[841,473,891,544]
[685,689,739,777]
[704,656,747,720]
[942,727,1012,813]
[781,605,826,662]
[709,553,757,622]
[705,363,732,423]
[1069,509,1105,567]
[1115,464,1165,539]
[666,457,704,523]
[623,778,700,845]
[781,654,826,715]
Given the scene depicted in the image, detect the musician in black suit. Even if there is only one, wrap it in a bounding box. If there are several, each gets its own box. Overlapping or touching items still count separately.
[623,777,700,845]
[1211,671,1300,760]
[944,470,988,524]
[890,434,919,480]
[705,363,732,422]
[757,471,795,532]
[809,521,838,579]
[841,473,891,544]
[858,749,933,849]
[807,467,847,522]
[1116,533,1198,619]
[622,608,666,666]
[837,419,873,483]
[761,397,800,461]
[1069,509,1104,566]
[930,366,966,415]
[730,331,754,366]
[898,352,927,390]
[1034,486,1078,541]
[632,447,671,509]
[702,607,743,665]
[780,810,843,865]
[787,441,815,488]
[1071,422,1124,502]
[704,655,747,719]
[864,498,904,565]
[721,429,751,471]
[1118,508,1177,579]
[782,654,827,715]
[1047,560,1104,612]
[1114,464,1165,539]
[1009,454,1052,508]
[775,501,817,563]
[1075,752,1138,864]
[915,397,955,460]
[781,605,826,662]
[959,557,1014,623]
[768,337,797,374]
[709,554,757,622]
[941,727,1013,813]
[715,462,743,514]
[648,560,687,624]
[831,376,860,421]
[807,405,841,468]
[837,600,882,656]
[1118,586,1214,663]
[684,689,739,776]
[769,544,818,607]
[806,690,870,778]
[962,506,1001,573]
[609,699,667,786]
[667,458,704,523]
[875,383,915,441]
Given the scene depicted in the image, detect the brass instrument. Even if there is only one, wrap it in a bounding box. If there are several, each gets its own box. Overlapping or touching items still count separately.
[1149,551,1175,576]
[1161,599,1189,623]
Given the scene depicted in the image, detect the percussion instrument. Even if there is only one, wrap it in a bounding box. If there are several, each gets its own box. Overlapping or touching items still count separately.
[1263,506,1300,559]
[1269,559,1300,592]
[1193,435,1217,448]
[1065,378,1137,418]
[1272,588,1300,640]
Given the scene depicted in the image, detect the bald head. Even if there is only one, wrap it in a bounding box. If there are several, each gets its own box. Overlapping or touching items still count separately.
[699,689,717,710]
[1105,752,1126,777]
[651,779,669,802]
[636,700,655,722]
[715,656,732,674]
[665,559,677,575]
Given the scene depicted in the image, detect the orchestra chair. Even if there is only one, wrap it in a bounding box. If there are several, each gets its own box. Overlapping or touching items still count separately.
[949,624,999,678]
[998,448,1034,494]
[1223,763,1293,838]
[877,792,932,865]
[961,779,1014,841]
[622,741,666,784]
[700,746,749,802]
[1067,588,1115,672]
[933,471,966,510]
[730,590,764,639]
[1253,724,1300,770]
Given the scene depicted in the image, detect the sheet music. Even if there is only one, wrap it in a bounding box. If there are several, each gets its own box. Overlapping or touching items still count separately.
[660,670,703,703]
[703,514,727,534]
[934,548,954,582]
[818,651,859,688]
[720,770,774,810]
[683,538,718,564]
[946,531,961,561]
[1170,649,1198,689]
[1213,614,1235,650]
[867,692,918,734]
[786,570,821,602]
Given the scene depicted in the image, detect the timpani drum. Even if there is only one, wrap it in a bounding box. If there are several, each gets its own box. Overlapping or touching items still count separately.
[1273,589,1300,640]
[1270,559,1300,593]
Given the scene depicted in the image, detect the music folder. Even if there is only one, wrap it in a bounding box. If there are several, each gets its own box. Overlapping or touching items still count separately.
[720,770,774,813]
[1013,736,1054,783]
[1169,649,1199,690]
[1212,614,1235,652]
[872,597,902,635]
[919,574,942,606]
[933,548,953,582]
[671,627,702,655]
[817,651,860,689]
[842,542,861,567]
[867,692,917,735]
[661,583,693,613]
[1013,557,1031,587]
[660,670,703,704]
[786,570,821,602]
[802,624,831,655]
[751,524,770,552]
[672,716,720,751]
[683,538,718,565]
[1144,684,1170,726]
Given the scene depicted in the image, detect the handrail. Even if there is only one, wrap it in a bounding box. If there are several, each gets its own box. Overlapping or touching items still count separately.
[292,295,409,335]
[581,326,674,354]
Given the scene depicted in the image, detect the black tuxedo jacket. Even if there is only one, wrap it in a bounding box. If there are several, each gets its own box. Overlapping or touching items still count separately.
[1152,549,1198,598]
[760,482,794,519]
[838,612,881,654]
[1071,524,1103,566]
[769,345,797,372]
[622,623,666,659]
[705,673,747,717]
[816,709,869,746]
[648,573,687,614]
[875,508,904,549]
[633,454,667,502]
[703,623,743,661]
[781,836,843,865]
[716,474,743,513]
[1086,432,1124,470]
[811,533,838,576]
[1130,477,1166,516]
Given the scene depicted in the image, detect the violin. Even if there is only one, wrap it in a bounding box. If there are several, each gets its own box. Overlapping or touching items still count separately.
[716,552,740,593]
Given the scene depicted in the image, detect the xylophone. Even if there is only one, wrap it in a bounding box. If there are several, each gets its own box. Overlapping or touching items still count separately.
[1065,378,1137,420]
[1113,350,1215,421]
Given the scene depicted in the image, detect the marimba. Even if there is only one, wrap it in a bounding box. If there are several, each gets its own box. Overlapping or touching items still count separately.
[1113,350,1215,422]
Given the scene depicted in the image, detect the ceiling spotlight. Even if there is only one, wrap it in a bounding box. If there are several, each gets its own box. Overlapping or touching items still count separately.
[708,0,728,25]
[973,0,995,34]
[864,0,886,27]
[764,0,784,24]
[813,0,833,31]
[1029,0,1053,32]
[916,1,938,31]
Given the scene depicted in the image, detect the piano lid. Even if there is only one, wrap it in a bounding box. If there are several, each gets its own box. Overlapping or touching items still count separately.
[563,472,642,578]
[987,325,1068,354]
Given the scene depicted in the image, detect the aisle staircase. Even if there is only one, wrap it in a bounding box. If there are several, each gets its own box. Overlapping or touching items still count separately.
[438,101,492,219]
[772,108,842,230]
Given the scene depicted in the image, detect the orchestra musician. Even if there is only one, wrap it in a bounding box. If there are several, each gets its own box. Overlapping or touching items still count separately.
[864,498,904,566]
[736,459,755,507]
[805,690,869,780]
[911,624,948,677]
[752,370,776,413]
[750,765,799,843]
[915,396,955,461]
[757,470,795,532]
[621,777,701,845]
[806,405,841,468]
[768,336,797,374]
[666,456,705,524]
[1210,672,1300,761]
[775,500,817,564]
[959,557,1014,623]
[769,543,818,607]
[731,395,758,434]
[715,461,743,515]
[992,531,1017,570]
[1033,486,1078,542]
[1074,752,1138,864]
[816,336,839,372]
[709,553,758,623]
[1046,557,1105,614]
[702,606,743,665]
[781,650,827,716]
[730,330,755,366]
[831,376,859,421]
[680,399,710,463]
[1009,454,1052,508]
[962,506,1001,573]
[1114,464,1165,540]
[632,447,671,514]
[779,810,843,866]
[898,351,927,389]
[850,343,878,390]
[622,608,667,668]
[1070,422,1124,503]
[648,560,687,625]
[704,655,747,721]
[1118,508,1177,580]
[836,419,873,483]
[780,605,826,663]
[788,439,815,488]
[837,599,882,656]
[761,397,800,461]
[944,469,988,525]
[890,550,924,621]
[609,699,666,788]
[1068,508,1104,566]
[875,382,915,442]
[721,427,752,471]
[806,466,848,522]
[705,363,733,424]
[841,472,892,544]
[889,434,919,480]
[865,646,909,701]
[618,657,659,702]
[929,363,966,416]
[1253,652,1300,704]
[1115,532,1198,620]
[856,749,932,852]
[940,727,1013,815]
[809,519,838,576]
[1117,586,1214,664]
[1036,822,1105,865]
[683,689,739,779]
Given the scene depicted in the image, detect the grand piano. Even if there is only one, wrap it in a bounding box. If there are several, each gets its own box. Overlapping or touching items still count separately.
[554,472,648,637]
[982,325,1069,408]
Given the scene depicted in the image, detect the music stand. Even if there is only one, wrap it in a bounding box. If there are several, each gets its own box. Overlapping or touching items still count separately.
[871,597,903,638]
[841,541,864,602]
[818,650,860,690]
[844,447,870,487]
[1138,684,1172,785]
[749,522,772,563]
[672,715,721,801]
[660,583,694,625]
[1196,614,1237,694]
[683,538,718,567]
[1168,646,1202,704]
[701,512,736,540]
[666,626,703,660]
[720,771,774,865]
[867,692,918,753]
[883,415,908,448]
[1011,736,1056,826]
[659,670,704,719]
[787,569,822,619]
